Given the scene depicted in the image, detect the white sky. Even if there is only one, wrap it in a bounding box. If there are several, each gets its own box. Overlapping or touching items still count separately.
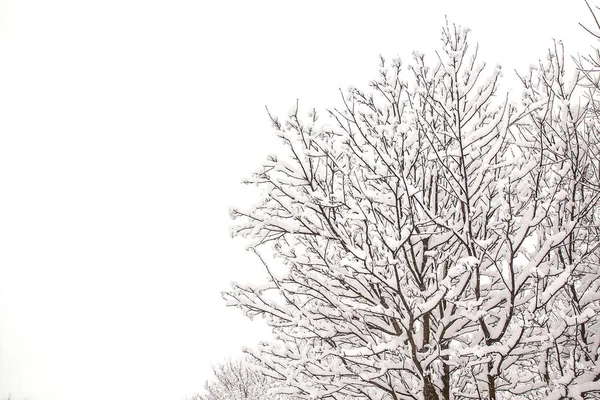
[0,1,594,400]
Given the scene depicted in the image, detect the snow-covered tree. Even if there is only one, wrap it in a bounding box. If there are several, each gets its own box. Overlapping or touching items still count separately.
[190,357,293,400]
[520,4,600,398]
[225,21,600,400]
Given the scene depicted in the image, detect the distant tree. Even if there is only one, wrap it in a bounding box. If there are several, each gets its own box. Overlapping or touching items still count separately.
[190,357,294,400]
[226,20,600,400]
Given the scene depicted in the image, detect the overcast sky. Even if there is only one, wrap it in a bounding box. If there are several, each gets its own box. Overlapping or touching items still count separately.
[0,1,595,400]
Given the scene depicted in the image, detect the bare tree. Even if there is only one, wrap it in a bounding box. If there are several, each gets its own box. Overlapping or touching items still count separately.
[226,20,600,400]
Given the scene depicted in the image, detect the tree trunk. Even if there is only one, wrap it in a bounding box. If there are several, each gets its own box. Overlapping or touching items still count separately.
[442,350,450,400]
[423,375,439,400]
[487,361,496,400]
